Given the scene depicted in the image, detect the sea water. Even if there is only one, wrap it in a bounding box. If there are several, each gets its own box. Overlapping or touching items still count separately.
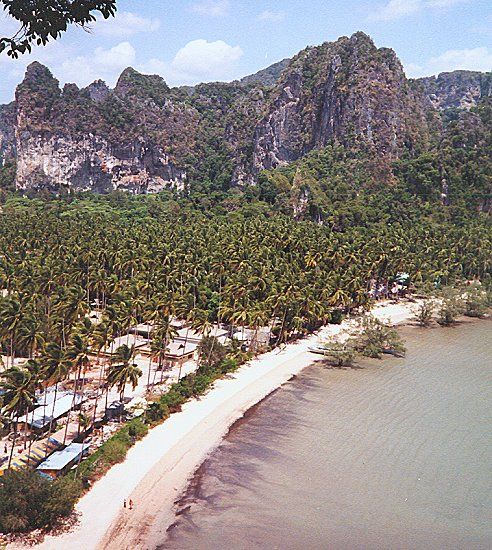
[158,319,492,550]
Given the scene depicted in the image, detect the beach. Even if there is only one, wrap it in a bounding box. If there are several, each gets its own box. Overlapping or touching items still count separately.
[29,300,420,550]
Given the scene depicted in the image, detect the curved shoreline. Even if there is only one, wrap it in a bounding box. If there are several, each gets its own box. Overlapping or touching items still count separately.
[29,301,418,550]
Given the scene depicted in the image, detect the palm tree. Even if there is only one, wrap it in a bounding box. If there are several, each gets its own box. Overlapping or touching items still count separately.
[39,342,69,452]
[62,334,91,443]
[0,296,23,368]
[0,366,36,468]
[107,345,142,402]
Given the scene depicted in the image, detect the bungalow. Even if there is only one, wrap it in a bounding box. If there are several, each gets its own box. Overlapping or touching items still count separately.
[233,327,271,350]
[100,334,149,357]
[17,392,84,433]
[165,341,198,367]
[129,318,188,340]
[36,442,89,479]
[174,325,229,346]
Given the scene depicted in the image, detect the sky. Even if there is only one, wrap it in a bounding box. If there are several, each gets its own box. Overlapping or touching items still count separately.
[0,0,491,104]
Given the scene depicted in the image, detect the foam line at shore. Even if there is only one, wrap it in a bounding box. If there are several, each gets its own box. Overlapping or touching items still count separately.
[28,301,418,550]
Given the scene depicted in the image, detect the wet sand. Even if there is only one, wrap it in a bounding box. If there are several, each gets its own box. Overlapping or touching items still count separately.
[158,319,492,550]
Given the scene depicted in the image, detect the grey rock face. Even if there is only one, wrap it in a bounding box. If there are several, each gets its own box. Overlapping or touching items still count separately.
[240,58,291,88]
[13,62,187,193]
[85,80,111,103]
[0,103,16,165]
[250,33,428,176]
[2,36,490,194]
[15,133,186,193]
[416,70,492,110]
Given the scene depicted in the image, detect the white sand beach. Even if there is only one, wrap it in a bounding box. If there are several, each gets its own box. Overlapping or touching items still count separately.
[28,300,420,550]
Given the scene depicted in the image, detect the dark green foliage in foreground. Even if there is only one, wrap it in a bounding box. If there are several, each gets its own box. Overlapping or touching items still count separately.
[0,0,116,58]
[0,160,16,192]
[0,469,81,533]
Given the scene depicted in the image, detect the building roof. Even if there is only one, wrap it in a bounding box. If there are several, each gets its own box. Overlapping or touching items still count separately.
[174,325,228,342]
[37,443,89,472]
[166,341,198,358]
[103,334,149,355]
[18,392,83,429]
[233,327,270,343]
[0,438,61,473]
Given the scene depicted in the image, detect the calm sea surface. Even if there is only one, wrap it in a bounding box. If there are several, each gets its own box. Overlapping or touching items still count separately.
[158,320,492,550]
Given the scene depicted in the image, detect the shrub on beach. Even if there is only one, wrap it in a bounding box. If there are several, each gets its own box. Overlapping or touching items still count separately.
[352,315,406,358]
[436,288,465,326]
[415,301,435,327]
[322,342,356,367]
[100,439,127,465]
[329,309,343,325]
[464,286,488,318]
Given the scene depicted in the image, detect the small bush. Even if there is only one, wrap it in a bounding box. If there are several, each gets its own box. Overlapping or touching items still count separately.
[415,301,435,327]
[219,358,239,374]
[322,342,356,367]
[192,374,212,396]
[464,286,488,318]
[330,309,343,325]
[145,401,169,424]
[353,315,406,358]
[127,419,148,439]
[160,390,186,412]
[100,439,127,465]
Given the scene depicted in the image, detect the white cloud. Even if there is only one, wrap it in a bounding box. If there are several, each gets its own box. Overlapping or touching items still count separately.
[370,0,469,22]
[405,47,492,77]
[189,0,230,17]
[56,42,136,85]
[140,58,168,76]
[170,39,243,80]
[370,0,421,21]
[426,0,465,6]
[94,41,136,69]
[258,10,285,22]
[92,11,160,37]
[139,39,245,86]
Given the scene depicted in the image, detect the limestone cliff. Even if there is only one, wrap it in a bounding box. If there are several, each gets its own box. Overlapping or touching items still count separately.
[248,33,428,182]
[14,63,188,193]
[415,70,492,111]
[1,32,490,194]
[0,103,15,165]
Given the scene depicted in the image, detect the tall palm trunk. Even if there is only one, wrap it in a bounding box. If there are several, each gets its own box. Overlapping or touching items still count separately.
[10,332,14,368]
[91,361,105,428]
[63,364,83,445]
[179,327,190,381]
[275,308,288,347]
[44,382,59,457]
[8,414,19,468]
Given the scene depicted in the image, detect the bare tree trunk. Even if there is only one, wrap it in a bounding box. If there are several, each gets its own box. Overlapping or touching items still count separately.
[91,361,105,429]
[44,382,59,457]
[8,415,18,469]
[63,365,82,446]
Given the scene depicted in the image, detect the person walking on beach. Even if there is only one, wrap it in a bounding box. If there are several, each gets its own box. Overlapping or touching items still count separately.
[123,499,127,508]
[129,499,134,510]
